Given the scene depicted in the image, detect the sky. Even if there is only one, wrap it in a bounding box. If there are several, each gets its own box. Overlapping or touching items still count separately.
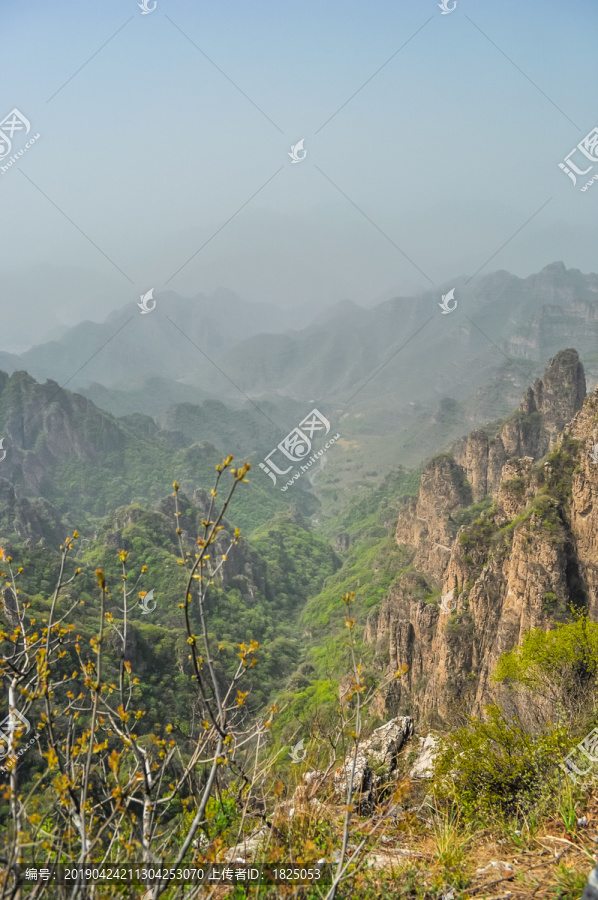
[1,0,597,351]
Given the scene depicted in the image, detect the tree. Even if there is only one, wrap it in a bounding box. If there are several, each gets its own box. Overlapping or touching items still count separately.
[0,457,275,899]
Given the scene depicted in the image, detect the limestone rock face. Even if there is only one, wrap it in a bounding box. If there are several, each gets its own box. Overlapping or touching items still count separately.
[533,347,586,446]
[395,455,471,581]
[564,385,598,621]
[487,437,508,497]
[334,716,414,814]
[410,733,440,779]
[454,431,489,503]
[496,457,535,521]
[334,532,350,553]
[453,349,586,501]
[224,828,269,863]
[372,351,597,726]
[103,529,123,550]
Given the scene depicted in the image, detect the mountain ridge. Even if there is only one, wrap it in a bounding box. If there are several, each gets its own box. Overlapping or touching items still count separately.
[364,348,598,725]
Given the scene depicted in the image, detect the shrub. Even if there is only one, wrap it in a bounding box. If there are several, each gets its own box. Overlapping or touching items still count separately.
[433,705,569,821]
[494,614,598,723]
[451,496,494,529]
[502,475,526,498]
[458,518,497,550]
[537,434,583,504]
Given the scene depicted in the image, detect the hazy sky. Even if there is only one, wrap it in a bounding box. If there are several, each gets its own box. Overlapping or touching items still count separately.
[1,0,597,351]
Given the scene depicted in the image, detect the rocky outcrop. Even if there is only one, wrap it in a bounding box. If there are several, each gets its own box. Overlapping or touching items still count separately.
[369,350,597,725]
[453,350,585,504]
[0,372,125,481]
[334,533,350,553]
[529,348,586,445]
[0,478,65,548]
[496,457,536,521]
[395,456,471,581]
[224,828,269,863]
[334,716,414,813]
[564,396,598,622]
[410,733,440,779]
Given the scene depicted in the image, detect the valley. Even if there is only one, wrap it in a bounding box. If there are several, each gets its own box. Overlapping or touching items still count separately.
[2,265,598,897]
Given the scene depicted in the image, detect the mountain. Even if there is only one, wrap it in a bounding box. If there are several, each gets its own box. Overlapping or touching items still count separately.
[78,376,213,419]
[6,348,592,726]
[0,287,298,394]
[0,369,314,544]
[160,396,310,461]
[0,368,344,719]
[1,263,596,413]
[81,498,340,711]
[2,348,598,895]
[2,263,598,527]
[359,349,597,724]
[220,262,598,401]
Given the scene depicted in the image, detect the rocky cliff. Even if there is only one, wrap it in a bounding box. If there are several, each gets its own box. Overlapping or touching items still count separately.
[366,349,597,726]
[451,348,586,501]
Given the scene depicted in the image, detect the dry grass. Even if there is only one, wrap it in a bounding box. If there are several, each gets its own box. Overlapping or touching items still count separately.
[239,782,598,899]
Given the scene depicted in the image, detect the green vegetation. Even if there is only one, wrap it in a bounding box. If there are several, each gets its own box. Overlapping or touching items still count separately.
[543,590,559,613]
[425,612,598,899]
[1,355,597,897]
[538,434,584,504]
[319,465,421,540]
[501,474,526,497]
[3,501,342,721]
[452,432,584,569]
[457,516,498,551]
[0,371,300,539]
[494,614,598,722]
[434,705,570,820]
[252,516,340,613]
[451,495,494,528]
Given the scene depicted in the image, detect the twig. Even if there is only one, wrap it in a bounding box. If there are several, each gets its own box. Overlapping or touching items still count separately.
[471,845,573,896]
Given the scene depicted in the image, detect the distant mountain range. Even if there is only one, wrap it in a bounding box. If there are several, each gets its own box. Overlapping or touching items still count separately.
[2,263,595,401]
[0,287,300,395]
[219,262,598,401]
[1,263,597,497]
